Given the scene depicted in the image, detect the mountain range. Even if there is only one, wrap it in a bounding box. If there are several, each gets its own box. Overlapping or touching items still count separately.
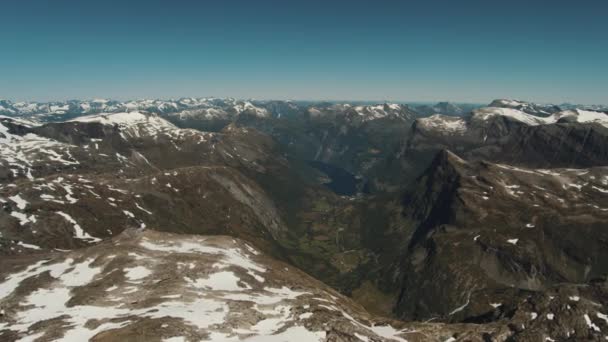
[1,98,608,341]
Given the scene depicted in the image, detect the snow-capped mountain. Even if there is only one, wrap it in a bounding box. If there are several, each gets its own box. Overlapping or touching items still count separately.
[487,99,562,116]
[4,97,604,127]
[414,99,608,136]
[472,106,608,127]
[0,98,272,122]
[0,98,419,124]
[559,102,608,112]
[69,111,182,140]
[416,114,468,135]
[307,102,415,123]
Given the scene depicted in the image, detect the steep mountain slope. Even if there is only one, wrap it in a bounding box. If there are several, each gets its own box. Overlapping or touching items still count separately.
[393,151,608,336]
[0,112,298,255]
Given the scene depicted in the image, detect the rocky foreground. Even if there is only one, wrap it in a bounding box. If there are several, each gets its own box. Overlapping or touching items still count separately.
[1,229,480,342]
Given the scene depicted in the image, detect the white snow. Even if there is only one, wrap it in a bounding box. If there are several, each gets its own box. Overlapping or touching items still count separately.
[493,99,527,107]
[135,202,153,215]
[1,232,409,342]
[299,312,313,319]
[56,211,101,242]
[124,266,152,281]
[0,121,79,180]
[189,271,245,291]
[417,114,467,134]
[69,112,179,139]
[473,107,546,125]
[366,325,408,342]
[9,194,28,209]
[354,332,370,342]
[592,186,608,193]
[473,106,608,128]
[584,313,601,332]
[221,286,307,305]
[0,260,50,300]
[163,337,186,342]
[448,293,470,315]
[10,211,32,225]
[555,109,608,127]
[241,326,325,341]
[17,241,41,250]
[140,239,266,275]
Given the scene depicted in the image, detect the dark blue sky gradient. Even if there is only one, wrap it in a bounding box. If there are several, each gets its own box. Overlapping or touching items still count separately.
[1,0,606,104]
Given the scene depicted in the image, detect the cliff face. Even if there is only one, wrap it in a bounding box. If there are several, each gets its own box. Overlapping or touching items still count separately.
[393,149,608,338]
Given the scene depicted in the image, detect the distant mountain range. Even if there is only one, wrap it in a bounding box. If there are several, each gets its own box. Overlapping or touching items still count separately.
[1,97,605,118]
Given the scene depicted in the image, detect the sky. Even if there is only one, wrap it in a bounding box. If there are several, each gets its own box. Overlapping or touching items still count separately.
[1,0,607,104]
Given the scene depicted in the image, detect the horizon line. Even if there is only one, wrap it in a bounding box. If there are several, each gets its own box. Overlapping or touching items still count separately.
[2,97,606,107]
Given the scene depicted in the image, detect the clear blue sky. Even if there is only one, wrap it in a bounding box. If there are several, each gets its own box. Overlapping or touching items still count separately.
[1,0,606,104]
